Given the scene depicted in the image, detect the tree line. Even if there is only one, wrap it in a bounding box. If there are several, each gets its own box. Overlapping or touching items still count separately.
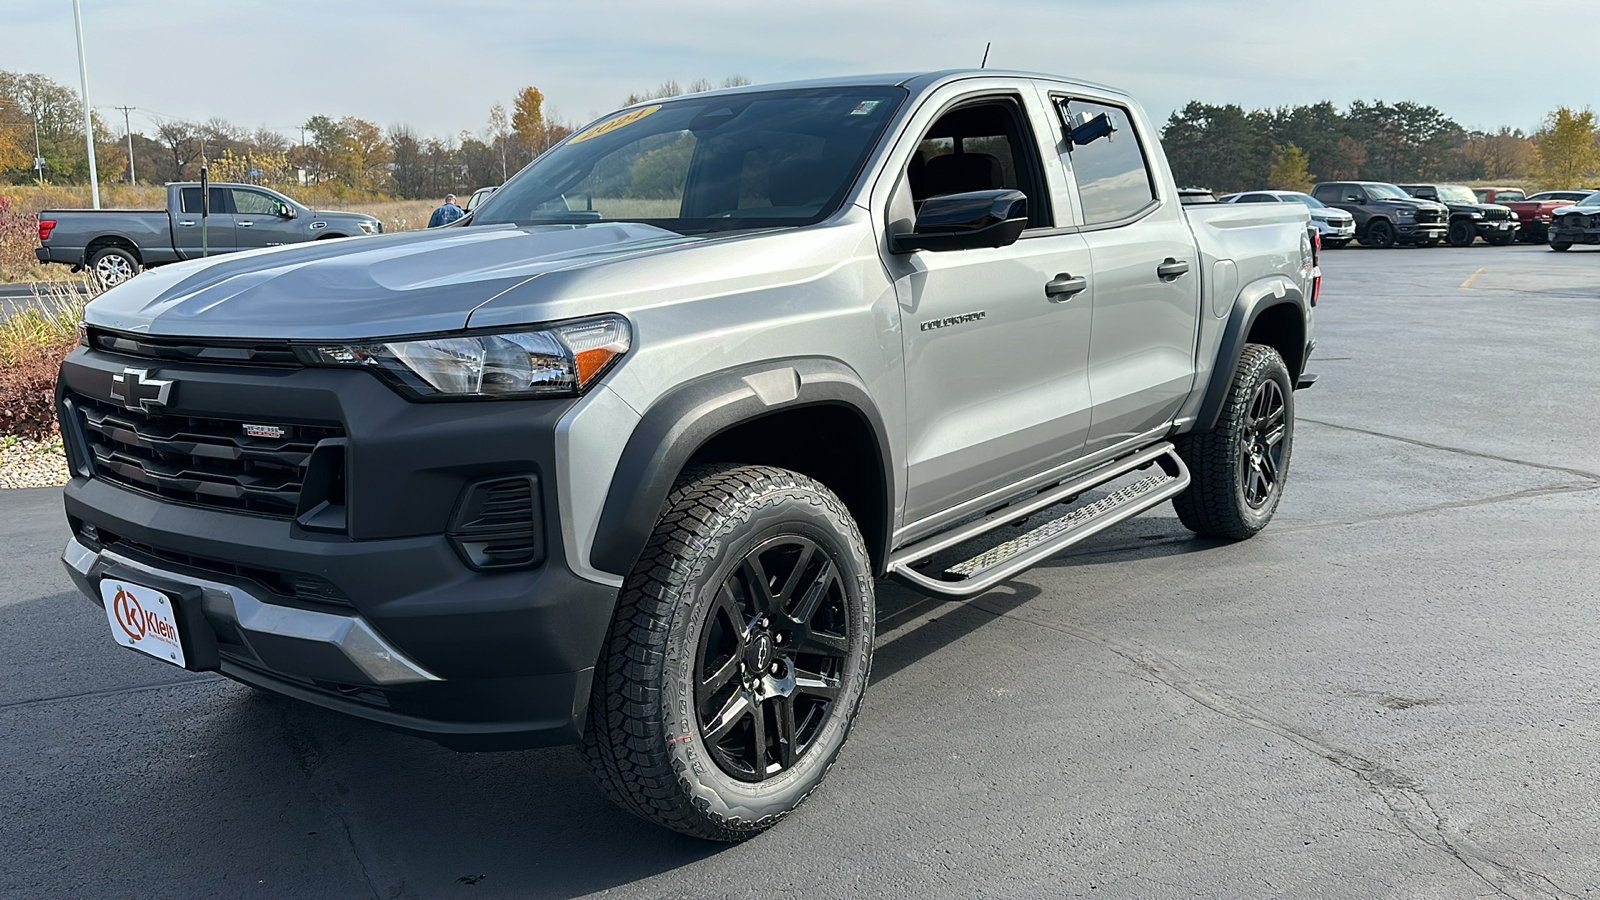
[0,71,749,201]
[1162,99,1600,194]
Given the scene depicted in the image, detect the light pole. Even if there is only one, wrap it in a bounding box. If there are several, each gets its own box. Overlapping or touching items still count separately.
[72,0,101,208]
[33,108,44,187]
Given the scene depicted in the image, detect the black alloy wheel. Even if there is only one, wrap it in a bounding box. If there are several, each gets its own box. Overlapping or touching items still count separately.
[1237,377,1287,510]
[1365,219,1396,248]
[696,535,851,782]
[1447,219,1476,247]
[582,464,874,841]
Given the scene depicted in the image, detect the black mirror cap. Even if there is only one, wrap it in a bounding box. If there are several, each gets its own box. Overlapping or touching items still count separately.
[892,189,1028,254]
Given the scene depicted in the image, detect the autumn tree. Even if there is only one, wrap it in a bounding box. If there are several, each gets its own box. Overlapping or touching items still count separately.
[1268,144,1313,192]
[1533,107,1600,189]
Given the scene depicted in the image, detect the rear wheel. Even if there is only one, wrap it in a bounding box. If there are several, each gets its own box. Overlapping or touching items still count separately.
[1172,344,1294,540]
[1550,241,1572,252]
[1363,219,1396,248]
[1447,219,1476,247]
[88,246,139,286]
[582,464,875,841]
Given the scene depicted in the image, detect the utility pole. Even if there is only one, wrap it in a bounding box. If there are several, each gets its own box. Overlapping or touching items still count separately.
[114,105,135,183]
[33,108,44,187]
[72,0,101,208]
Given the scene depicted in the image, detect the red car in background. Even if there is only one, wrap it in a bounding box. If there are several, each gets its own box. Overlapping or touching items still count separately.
[1474,188,1595,242]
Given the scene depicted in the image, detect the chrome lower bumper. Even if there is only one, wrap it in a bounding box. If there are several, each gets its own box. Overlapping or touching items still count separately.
[62,537,441,686]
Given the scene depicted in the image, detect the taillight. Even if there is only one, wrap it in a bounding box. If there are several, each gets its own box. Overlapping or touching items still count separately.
[38,219,56,242]
[1311,230,1321,307]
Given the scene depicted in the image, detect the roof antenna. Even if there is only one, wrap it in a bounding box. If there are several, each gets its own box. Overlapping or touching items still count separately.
[980,41,991,69]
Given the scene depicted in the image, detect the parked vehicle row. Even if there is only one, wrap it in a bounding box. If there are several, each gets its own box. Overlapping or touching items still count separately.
[1397,183,1518,246]
[1217,190,1356,247]
[1310,181,1449,248]
[1474,187,1593,243]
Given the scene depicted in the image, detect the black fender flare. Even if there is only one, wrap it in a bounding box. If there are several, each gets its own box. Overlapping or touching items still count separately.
[1195,277,1308,432]
[589,357,896,576]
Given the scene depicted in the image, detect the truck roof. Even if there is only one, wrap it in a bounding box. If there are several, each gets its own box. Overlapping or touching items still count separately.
[611,69,1129,111]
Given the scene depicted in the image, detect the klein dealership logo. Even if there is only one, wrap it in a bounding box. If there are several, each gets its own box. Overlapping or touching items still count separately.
[110,585,180,648]
[109,368,173,412]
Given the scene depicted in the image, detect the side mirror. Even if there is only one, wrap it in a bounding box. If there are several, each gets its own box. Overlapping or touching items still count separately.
[1068,112,1116,147]
[891,189,1028,254]
[279,204,297,219]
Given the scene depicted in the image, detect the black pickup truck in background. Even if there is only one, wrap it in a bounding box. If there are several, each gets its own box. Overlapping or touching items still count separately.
[35,183,382,285]
[1398,183,1519,246]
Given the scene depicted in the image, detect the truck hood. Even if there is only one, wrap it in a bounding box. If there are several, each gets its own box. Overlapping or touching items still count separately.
[83,222,698,339]
[1374,198,1448,213]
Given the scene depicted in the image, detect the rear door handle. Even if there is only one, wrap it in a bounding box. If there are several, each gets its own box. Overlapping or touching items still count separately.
[1044,273,1088,300]
[177,220,195,226]
[1157,258,1190,280]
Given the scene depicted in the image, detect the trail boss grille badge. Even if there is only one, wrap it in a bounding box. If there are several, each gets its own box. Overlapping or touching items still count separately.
[109,368,173,412]
[242,424,287,440]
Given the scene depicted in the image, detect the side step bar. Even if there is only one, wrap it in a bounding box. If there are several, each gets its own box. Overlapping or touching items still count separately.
[886,442,1191,598]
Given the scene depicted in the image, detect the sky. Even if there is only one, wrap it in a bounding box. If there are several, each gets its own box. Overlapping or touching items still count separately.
[4,0,1595,141]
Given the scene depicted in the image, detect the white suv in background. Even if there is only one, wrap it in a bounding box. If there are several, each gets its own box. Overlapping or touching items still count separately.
[1220,190,1356,248]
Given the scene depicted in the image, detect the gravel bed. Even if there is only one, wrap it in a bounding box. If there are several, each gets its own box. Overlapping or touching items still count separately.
[0,437,69,489]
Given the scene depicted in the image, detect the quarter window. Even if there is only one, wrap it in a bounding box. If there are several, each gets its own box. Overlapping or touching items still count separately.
[1058,99,1157,226]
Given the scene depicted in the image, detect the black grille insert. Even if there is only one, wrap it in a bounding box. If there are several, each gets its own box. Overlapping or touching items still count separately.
[87,327,302,367]
[72,393,344,518]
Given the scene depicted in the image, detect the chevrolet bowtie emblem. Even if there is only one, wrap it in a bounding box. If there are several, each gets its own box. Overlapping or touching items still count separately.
[110,368,173,412]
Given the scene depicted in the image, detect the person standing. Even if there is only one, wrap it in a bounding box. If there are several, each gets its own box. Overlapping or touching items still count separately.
[428,194,465,227]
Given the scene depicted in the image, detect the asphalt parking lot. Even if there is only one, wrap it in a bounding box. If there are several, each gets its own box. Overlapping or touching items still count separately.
[4,243,1598,899]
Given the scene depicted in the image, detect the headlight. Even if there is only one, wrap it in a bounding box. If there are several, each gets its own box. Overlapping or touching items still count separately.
[1469,211,1484,219]
[1394,209,1416,219]
[303,315,631,399]
[359,221,381,234]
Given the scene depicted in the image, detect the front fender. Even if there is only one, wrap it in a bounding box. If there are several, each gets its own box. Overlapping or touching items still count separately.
[588,357,895,576]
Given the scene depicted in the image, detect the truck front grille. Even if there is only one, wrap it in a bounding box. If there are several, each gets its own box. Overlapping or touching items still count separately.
[70,393,343,518]
[1415,209,1444,224]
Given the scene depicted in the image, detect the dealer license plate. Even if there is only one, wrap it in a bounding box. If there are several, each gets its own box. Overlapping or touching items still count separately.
[1499,222,1514,229]
[101,578,186,667]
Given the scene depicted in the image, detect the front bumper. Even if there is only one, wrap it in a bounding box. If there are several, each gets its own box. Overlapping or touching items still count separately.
[1395,222,1446,241]
[1549,226,1600,244]
[56,345,621,750]
[1314,220,1355,240]
[1474,219,1518,238]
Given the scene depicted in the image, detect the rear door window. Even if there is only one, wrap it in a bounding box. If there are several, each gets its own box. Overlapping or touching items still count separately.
[1056,99,1158,226]
[179,187,231,214]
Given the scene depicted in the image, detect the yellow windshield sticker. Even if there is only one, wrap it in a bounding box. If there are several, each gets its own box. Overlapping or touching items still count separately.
[568,105,662,144]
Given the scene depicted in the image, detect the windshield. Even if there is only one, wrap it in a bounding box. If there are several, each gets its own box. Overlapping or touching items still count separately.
[471,87,906,233]
[1579,191,1600,207]
[1279,192,1326,209]
[1365,183,1413,201]
[1435,185,1479,204]
[1492,189,1525,202]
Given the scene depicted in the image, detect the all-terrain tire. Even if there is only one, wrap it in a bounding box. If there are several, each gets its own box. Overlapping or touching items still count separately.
[1447,219,1476,247]
[1172,344,1294,540]
[581,464,875,841]
[1487,230,1515,246]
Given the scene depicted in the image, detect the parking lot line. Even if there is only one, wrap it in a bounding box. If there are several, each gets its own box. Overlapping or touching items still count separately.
[1458,266,1487,289]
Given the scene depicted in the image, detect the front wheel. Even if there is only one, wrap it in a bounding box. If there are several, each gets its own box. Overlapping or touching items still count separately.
[1323,238,1351,249]
[1447,220,1476,247]
[1487,230,1515,246]
[88,246,140,286]
[1363,219,1396,248]
[1172,344,1294,539]
[1550,241,1571,252]
[582,464,875,841]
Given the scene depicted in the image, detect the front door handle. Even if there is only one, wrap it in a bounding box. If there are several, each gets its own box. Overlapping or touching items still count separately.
[238,220,253,226]
[1044,273,1088,300]
[1157,258,1190,280]
[177,220,195,227]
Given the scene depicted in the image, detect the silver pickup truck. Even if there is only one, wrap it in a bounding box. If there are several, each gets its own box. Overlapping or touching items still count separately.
[35,182,381,285]
[56,70,1318,842]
